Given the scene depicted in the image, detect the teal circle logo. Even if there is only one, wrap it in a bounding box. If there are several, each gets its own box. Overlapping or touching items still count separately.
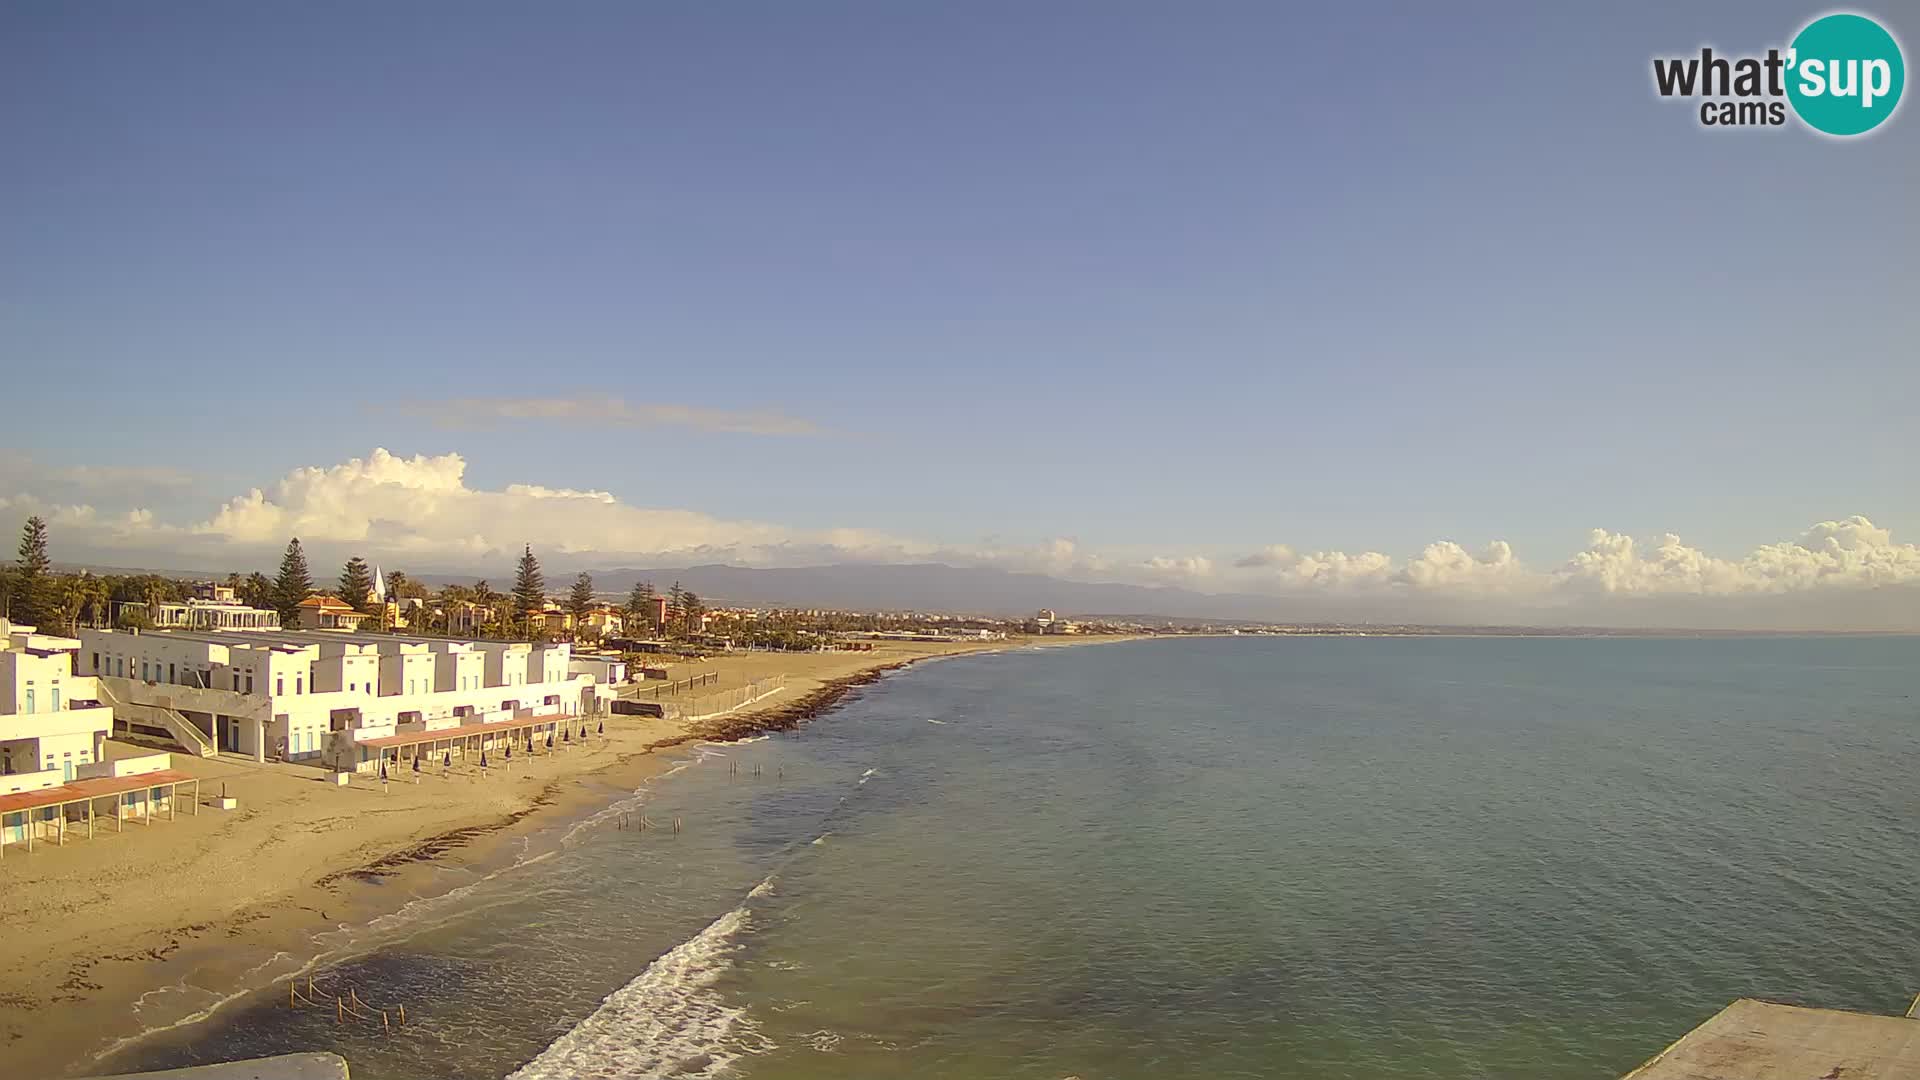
[1786,13,1905,136]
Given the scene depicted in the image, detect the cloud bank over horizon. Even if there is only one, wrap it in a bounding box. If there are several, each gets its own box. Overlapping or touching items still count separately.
[3,447,1916,629]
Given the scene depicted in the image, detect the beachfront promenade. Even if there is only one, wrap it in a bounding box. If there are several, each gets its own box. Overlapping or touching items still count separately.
[96,1053,350,1080]
[1622,998,1920,1078]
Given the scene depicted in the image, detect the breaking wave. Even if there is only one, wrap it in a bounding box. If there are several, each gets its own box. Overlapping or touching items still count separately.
[506,879,774,1080]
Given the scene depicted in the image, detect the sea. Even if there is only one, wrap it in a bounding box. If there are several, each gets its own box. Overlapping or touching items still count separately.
[97,634,1920,1079]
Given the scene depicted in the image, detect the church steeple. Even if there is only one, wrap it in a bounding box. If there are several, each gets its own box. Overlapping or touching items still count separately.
[372,564,387,603]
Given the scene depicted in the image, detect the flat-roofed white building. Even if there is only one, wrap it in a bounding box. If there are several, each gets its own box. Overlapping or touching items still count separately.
[1,619,114,781]
[77,627,602,769]
[433,642,486,693]
[569,654,628,686]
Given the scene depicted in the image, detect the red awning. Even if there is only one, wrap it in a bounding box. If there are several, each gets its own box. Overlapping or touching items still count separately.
[0,769,198,816]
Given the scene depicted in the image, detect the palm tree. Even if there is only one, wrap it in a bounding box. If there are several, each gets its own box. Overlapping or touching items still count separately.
[54,576,86,634]
[82,577,111,628]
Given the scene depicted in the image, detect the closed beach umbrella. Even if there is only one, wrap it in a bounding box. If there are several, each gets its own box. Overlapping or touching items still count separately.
[596,721,604,735]
[580,726,588,740]
[563,729,571,743]
[480,751,488,768]
[412,756,421,773]
[546,734,554,749]
[505,743,512,759]
[443,751,452,768]
[380,760,388,782]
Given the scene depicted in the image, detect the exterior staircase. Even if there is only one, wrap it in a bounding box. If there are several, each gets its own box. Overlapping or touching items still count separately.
[96,679,217,758]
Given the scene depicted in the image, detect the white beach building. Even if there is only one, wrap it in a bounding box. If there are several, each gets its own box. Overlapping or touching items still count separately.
[0,619,115,782]
[149,598,282,631]
[77,627,608,772]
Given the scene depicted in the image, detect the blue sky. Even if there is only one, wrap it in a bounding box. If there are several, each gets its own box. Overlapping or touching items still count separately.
[2,2,1916,619]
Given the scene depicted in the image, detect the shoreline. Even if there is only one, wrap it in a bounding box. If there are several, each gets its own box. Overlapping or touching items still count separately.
[4,634,1148,1079]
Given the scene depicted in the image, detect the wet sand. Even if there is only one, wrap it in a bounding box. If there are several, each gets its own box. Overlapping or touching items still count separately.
[1,635,1136,1078]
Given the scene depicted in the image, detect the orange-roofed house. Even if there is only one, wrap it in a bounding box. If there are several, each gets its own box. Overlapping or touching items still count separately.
[294,596,372,631]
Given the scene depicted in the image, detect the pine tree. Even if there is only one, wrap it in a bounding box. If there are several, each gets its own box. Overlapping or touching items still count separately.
[273,538,314,625]
[625,580,656,630]
[568,571,595,622]
[681,589,705,636]
[666,581,688,636]
[511,545,545,632]
[340,556,375,613]
[15,516,52,628]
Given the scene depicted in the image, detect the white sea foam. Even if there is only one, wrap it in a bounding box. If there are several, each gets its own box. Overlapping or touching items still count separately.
[924,718,947,725]
[98,743,729,1068]
[506,883,773,1080]
[858,768,878,784]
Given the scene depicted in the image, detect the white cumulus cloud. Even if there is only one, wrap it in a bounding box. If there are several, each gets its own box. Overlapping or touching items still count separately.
[1557,516,1920,595]
[2,445,1915,628]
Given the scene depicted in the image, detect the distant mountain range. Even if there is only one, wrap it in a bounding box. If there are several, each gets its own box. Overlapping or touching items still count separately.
[50,558,1920,632]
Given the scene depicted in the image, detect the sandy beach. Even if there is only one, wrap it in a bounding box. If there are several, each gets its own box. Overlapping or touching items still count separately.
[1,635,1132,1079]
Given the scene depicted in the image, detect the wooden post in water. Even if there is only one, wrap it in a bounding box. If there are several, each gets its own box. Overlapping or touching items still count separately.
[398,1003,406,1025]
[336,997,344,1024]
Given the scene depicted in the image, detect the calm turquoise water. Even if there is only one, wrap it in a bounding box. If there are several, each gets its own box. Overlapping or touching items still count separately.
[105,636,1920,1079]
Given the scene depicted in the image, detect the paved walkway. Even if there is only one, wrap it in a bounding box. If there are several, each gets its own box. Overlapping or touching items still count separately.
[1625,998,1920,1079]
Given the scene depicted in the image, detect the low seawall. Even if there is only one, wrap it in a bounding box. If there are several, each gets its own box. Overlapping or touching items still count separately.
[93,1052,350,1080]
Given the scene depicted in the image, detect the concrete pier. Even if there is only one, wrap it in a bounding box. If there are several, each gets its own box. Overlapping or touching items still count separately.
[1624,998,1920,1079]
[89,1053,349,1080]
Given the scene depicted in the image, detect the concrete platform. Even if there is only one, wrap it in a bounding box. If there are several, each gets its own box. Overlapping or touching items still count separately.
[88,1052,349,1080]
[1624,998,1920,1079]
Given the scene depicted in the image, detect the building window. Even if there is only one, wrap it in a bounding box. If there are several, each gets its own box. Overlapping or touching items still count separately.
[295,677,303,694]
[23,690,34,714]
[246,675,254,693]
[276,678,284,696]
